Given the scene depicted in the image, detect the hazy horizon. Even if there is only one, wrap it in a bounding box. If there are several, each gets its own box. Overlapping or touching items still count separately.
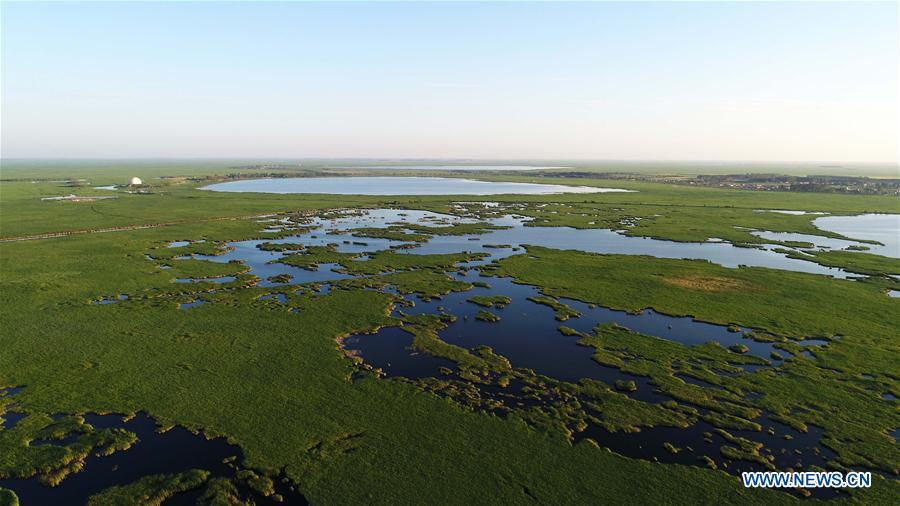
[2,2,898,163]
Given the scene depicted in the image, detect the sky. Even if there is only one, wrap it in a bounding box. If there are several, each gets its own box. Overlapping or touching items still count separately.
[1,1,898,163]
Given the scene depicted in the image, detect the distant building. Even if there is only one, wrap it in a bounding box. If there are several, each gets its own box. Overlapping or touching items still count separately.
[129,177,143,186]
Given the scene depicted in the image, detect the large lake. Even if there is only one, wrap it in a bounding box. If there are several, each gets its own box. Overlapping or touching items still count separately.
[201,177,630,195]
[326,165,565,171]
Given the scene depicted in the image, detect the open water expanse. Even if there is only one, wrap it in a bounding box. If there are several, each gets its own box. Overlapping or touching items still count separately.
[201,177,632,195]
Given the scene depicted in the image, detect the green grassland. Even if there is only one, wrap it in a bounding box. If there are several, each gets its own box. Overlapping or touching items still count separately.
[0,412,137,486]
[1,163,898,504]
[0,488,18,506]
[85,470,210,506]
[278,247,486,276]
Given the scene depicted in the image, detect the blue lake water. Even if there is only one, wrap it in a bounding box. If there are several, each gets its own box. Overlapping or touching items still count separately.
[201,177,631,195]
[326,165,566,171]
[179,299,208,309]
[176,276,237,284]
[194,210,859,279]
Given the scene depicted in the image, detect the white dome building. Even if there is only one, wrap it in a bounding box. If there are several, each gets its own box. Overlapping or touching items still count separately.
[129,177,143,186]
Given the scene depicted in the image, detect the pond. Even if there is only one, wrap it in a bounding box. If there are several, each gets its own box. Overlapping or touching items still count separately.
[201,177,631,195]
[814,213,900,258]
[754,210,828,216]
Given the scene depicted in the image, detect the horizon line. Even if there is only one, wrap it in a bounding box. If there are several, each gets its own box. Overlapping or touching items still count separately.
[2,157,897,166]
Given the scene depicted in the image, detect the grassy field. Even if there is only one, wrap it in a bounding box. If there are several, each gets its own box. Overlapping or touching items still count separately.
[2,169,897,241]
[1,162,898,504]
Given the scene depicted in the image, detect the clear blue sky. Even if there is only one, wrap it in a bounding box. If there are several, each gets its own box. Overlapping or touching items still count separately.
[2,1,897,162]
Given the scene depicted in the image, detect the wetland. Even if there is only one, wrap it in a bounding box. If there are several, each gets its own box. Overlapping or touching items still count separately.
[2,172,898,505]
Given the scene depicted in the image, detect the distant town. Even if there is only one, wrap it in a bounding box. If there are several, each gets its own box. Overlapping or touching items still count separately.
[545,172,900,195]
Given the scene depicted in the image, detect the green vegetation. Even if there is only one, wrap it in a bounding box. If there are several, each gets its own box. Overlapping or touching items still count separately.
[398,313,490,371]
[279,246,485,275]
[196,477,246,506]
[161,258,248,280]
[258,241,306,252]
[527,295,581,320]
[0,489,18,506]
[335,271,474,301]
[349,222,508,243]
[395,314,699,437]
[86,469,210,506]
[475,310,501,322]
[467,295,511,308]
[776,248,900,276]
[277,245,355,270]
[266,273,293,283]
[575,322,764,425]
[235,469,276,498]
[578,379,694,434]
[0,411,138,486]
[349,227,431,242]
[401,222,510,236]
[340,250,486,276]
[615,380,637,392]
[147,241,231,260]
